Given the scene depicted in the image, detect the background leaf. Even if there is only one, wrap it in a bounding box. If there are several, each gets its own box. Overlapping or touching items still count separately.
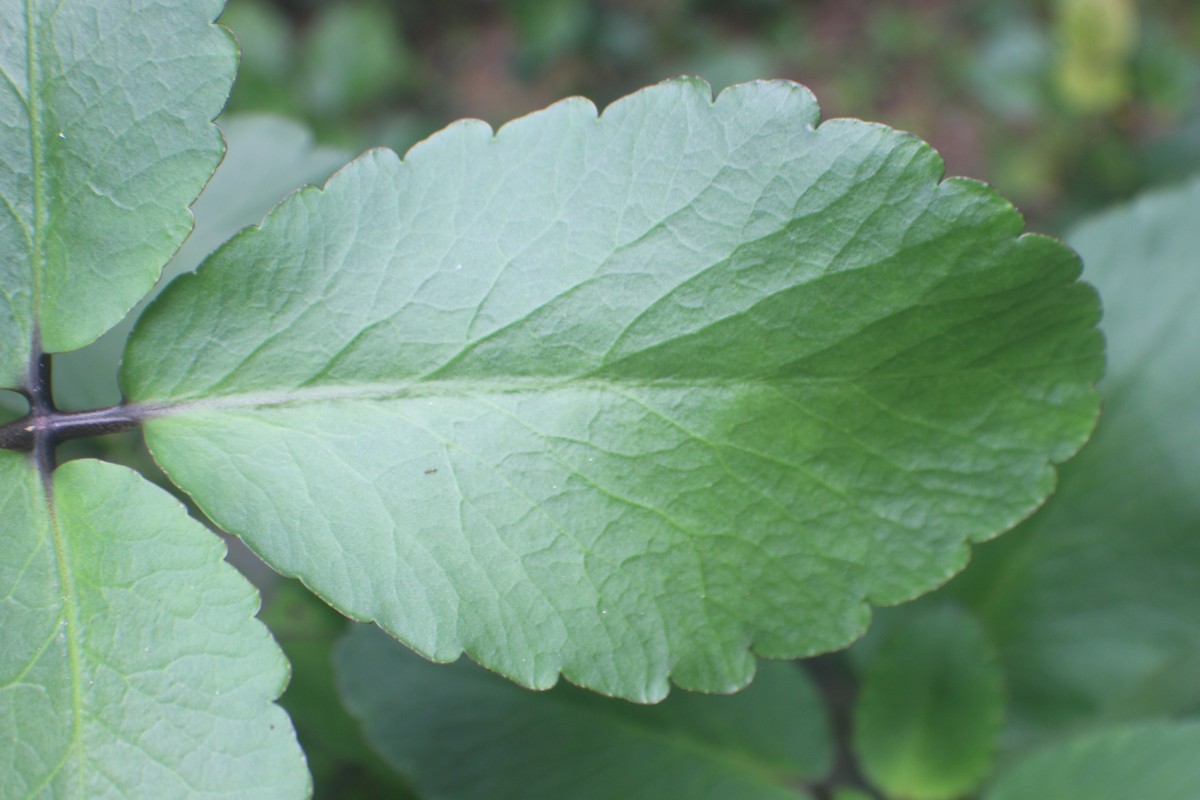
[852,606,1004,800]
[830,791,875,800]
[124,78,1102,700]
[334,624,832,800]
[983,721,1200,800]
[949,176,1200,747]
[0,454,308,798]
[0,0,236,387]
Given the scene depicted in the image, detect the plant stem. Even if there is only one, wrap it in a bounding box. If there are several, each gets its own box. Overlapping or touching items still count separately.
[0,353,140,461]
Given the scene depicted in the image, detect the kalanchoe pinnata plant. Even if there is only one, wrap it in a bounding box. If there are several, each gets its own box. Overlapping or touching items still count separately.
[0,1,1125,797]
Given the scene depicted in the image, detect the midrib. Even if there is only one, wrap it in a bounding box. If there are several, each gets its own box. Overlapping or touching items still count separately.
[33,480,86,799]
[24,4,85,797]
[130,373,871,419]
[25,0,46,335]
[131,366,987,419]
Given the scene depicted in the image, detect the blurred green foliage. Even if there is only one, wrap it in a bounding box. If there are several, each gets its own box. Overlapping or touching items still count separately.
[219,0,1200,230]
[1054,0,1138,113]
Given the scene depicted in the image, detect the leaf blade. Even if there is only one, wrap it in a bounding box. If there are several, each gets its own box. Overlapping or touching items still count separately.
[0,0,236,386]
[0,454,308,798]
[984,722,1200,800]
[125,79,1103,700]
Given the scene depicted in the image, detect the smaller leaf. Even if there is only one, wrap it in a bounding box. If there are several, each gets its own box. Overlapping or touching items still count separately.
[853,606,1003,800]
[334,625,833,800]
[52,114,349,411]
[0,0,236,384]
[984,721,1200,800]
[0,455,308,798]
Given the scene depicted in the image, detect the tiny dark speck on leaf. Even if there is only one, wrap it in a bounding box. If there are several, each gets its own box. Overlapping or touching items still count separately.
[424,468,438,475]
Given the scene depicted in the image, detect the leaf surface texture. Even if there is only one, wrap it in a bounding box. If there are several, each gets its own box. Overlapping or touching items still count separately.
[984,722,1200,800]
[125,79,1104,700]
[0,0,235,385]
[0,455,308,799]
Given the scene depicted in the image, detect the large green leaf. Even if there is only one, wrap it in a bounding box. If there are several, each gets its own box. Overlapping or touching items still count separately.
[51,114,350,411]
[950,177,1200,745]
[334,624,832,800]
[0,453,307,798]
[852,606,1004,800]
[124,79,1103,700]
[983,721,1200,800]
[0,1,236,388]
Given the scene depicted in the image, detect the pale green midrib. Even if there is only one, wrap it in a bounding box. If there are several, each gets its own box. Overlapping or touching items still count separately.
[25,0,46,348]
[139,263,1095,414]
[23,9,85,792]
[131,364,1051,419]
[22,477,85,800]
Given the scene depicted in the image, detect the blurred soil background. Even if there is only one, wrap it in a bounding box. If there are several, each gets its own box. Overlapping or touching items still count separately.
[220,0,1200,233]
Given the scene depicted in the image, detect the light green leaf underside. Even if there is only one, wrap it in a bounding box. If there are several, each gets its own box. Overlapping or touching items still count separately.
[124,79,1102,701]
[52,114,350,411]
[984,721,1200,800]
[0,454,308,799]
[334,624,831,800]
[0,0,235,387]
[950,177,1200,746]
[852,606,1004,800]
